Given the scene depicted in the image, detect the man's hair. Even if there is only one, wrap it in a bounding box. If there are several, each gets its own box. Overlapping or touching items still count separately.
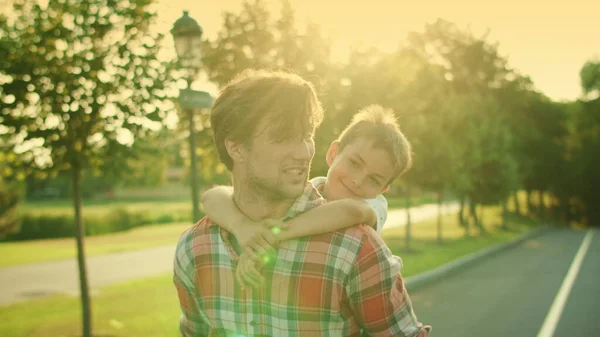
[336,105,412,185]
[210,69,324,171]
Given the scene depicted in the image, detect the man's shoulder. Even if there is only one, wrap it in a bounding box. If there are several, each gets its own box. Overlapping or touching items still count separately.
[175,216,218,252]
[333,225,394,261]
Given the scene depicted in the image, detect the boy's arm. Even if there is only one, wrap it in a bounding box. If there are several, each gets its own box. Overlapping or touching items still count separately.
[201,186,246,233]
[277,199,377,241]
[364,194,388,234]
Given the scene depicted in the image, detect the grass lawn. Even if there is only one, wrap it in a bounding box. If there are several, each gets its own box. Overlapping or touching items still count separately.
[381,205,537,276]
[0,204,540,337]
[0,223,191,268]
[2,194,440,268]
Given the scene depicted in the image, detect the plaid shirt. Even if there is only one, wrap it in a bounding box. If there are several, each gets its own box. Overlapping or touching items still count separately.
[173,183,430,337]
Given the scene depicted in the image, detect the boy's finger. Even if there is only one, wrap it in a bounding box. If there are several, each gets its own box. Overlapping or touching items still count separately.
[247,260,264,284]
[243,258,263,283]
[261,231,279,247]
[244,246,260,263]
[237,255,251,289]
[265,219,288,232]
[236,262,245,289]
[257,236,277,255]
[241,260,261,288]
[252,240,271,257]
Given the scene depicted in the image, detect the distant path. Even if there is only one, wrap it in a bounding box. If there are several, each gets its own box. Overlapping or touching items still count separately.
[0,201,459,305]
[385,202,460,229]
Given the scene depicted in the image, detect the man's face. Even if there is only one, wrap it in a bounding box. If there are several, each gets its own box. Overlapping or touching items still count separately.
[238,117,316,202]
[323,138,395,200]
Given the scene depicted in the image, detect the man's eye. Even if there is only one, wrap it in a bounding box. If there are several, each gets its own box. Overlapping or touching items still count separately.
[370,177,380,185]
[350,159,359,167]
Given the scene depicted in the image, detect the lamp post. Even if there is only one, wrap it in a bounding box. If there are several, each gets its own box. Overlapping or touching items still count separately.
[171,11,205,223]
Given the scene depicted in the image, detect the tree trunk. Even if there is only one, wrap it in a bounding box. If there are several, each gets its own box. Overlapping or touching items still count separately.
[502,198,508,230]
[560,197,570,223]
[526,189,534,214]
[538,190,546,219]
[459,196,468,236]
[479,205,484,228]
[469,200,480,234]
[437,191,443,244]
[188,108,201,223]
[72,163,92,337]
[405,187,412,250]
[513,190,521,216]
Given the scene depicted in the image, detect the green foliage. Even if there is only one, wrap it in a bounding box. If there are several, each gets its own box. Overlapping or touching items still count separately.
[580,59,600,95]
[0,0,177,176]
[5,205,193,241]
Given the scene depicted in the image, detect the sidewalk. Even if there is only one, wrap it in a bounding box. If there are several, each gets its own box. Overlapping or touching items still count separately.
[385,202,460,229]
[0,201,459,305]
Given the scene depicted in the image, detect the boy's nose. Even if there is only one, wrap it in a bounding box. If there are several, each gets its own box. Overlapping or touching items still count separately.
[352,174,365,188]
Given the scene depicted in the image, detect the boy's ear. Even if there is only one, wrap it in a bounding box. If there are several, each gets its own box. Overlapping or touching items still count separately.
[326,141,340,166]
[225,139,245,164]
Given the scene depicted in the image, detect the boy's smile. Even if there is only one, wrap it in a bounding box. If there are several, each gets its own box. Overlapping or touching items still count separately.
[323,138,395,201]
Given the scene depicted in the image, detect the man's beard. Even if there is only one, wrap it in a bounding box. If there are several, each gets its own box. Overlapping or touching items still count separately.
[246,163,305,202]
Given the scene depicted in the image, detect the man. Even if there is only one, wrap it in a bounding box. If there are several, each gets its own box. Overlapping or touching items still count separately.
[173,69,430,337]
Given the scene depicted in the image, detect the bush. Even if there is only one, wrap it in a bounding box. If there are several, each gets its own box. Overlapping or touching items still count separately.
[4,206,198,241]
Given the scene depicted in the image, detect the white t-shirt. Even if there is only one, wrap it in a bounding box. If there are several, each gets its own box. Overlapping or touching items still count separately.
[309,177,388,234]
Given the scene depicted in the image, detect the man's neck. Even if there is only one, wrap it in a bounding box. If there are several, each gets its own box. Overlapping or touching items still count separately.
[232,178,295,221]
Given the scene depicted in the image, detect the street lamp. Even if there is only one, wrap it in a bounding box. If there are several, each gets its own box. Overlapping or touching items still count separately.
[171,11,206,223]
[171,11,203,79]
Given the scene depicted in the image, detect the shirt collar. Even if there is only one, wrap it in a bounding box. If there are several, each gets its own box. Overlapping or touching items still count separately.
[281,181,326,221]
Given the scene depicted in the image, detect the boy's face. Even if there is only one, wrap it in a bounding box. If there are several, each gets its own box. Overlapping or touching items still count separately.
[323,138,395,200]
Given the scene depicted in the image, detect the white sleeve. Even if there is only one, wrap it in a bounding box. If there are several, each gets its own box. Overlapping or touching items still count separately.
[363,194,388,234]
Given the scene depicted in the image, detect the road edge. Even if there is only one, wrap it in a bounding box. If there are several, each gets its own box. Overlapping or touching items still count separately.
[404,226,549,291]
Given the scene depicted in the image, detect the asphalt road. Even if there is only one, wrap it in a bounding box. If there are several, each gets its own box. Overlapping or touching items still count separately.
[408,228,598,337]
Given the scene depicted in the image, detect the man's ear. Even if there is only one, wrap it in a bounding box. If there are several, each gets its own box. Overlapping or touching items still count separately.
[326,141,340,166]
[225,139,245,164]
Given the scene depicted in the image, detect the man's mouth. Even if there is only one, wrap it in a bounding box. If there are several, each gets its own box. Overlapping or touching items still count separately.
[282,166,307,177]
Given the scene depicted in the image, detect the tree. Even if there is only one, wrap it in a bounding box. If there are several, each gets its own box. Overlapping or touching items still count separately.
[0,175,20,238]
[580,59,600,97]
[0,1,175,336]
[198,0,336,179]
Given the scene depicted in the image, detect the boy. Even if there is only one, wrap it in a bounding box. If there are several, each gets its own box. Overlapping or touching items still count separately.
[202,104,412,286]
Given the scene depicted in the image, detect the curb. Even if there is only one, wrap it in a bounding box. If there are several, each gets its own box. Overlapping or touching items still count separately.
[404,226,549,291]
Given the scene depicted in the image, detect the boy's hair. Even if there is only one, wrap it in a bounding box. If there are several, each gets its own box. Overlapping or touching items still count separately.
[210,69,324,171]
[336,105,412,185]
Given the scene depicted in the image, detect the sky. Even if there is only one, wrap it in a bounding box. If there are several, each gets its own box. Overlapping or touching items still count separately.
[154,0,599,102]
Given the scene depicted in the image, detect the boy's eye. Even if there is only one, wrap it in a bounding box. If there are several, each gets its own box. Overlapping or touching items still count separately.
[370,177,381,186]
[350,159,359,168]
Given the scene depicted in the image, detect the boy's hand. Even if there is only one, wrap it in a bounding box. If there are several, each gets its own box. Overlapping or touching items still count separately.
[232,218,270,249]
[242,227,279,265]
[236,252,263,289]
[240,218,288,263]
[235,219,288,289]
[262,218,288,236]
